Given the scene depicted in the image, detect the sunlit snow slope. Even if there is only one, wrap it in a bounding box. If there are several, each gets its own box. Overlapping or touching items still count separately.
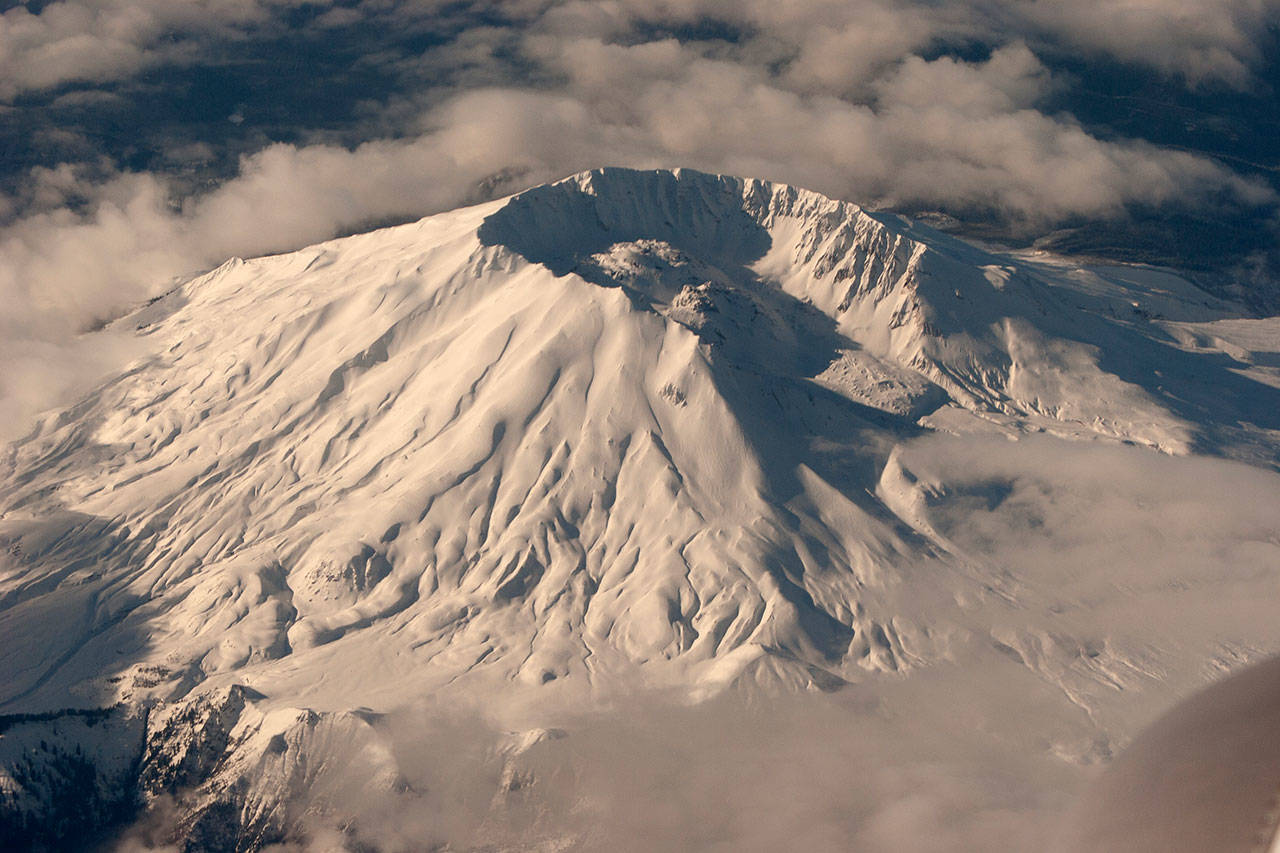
[3,168,1280,850]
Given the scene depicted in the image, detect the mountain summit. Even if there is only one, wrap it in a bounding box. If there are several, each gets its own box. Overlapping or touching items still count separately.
[3,168,1280,849]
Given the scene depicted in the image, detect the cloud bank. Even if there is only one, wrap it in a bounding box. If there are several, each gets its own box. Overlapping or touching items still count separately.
[111,687,1081,853]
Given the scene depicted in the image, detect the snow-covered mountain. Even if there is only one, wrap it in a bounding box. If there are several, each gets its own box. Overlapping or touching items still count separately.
[3,168,1280,850]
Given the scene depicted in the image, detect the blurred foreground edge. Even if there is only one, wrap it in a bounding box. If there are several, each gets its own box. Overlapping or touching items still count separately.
[1054,655,1280,853]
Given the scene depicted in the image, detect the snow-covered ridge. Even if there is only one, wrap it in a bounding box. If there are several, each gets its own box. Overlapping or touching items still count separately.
[480,169,1223,453]
[2,167,1278,848]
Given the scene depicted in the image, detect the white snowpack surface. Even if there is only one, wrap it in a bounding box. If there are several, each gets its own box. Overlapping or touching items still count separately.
[2,168,1280,850]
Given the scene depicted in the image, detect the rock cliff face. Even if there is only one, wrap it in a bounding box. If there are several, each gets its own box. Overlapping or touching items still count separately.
[1,687,404,851]
[2,168,1278,849]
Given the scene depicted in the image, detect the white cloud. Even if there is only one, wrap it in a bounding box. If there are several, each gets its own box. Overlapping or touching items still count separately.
[541,0,1280,89]
[4,0,1277,109]
[1009,0,1280,87]
[0,0,298,99]
[891,432,1280,664]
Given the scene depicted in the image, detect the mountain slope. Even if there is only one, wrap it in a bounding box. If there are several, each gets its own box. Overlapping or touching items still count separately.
[3,168,1280,850]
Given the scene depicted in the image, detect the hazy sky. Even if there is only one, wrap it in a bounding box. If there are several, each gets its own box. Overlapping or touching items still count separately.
[2,0,1279,427]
